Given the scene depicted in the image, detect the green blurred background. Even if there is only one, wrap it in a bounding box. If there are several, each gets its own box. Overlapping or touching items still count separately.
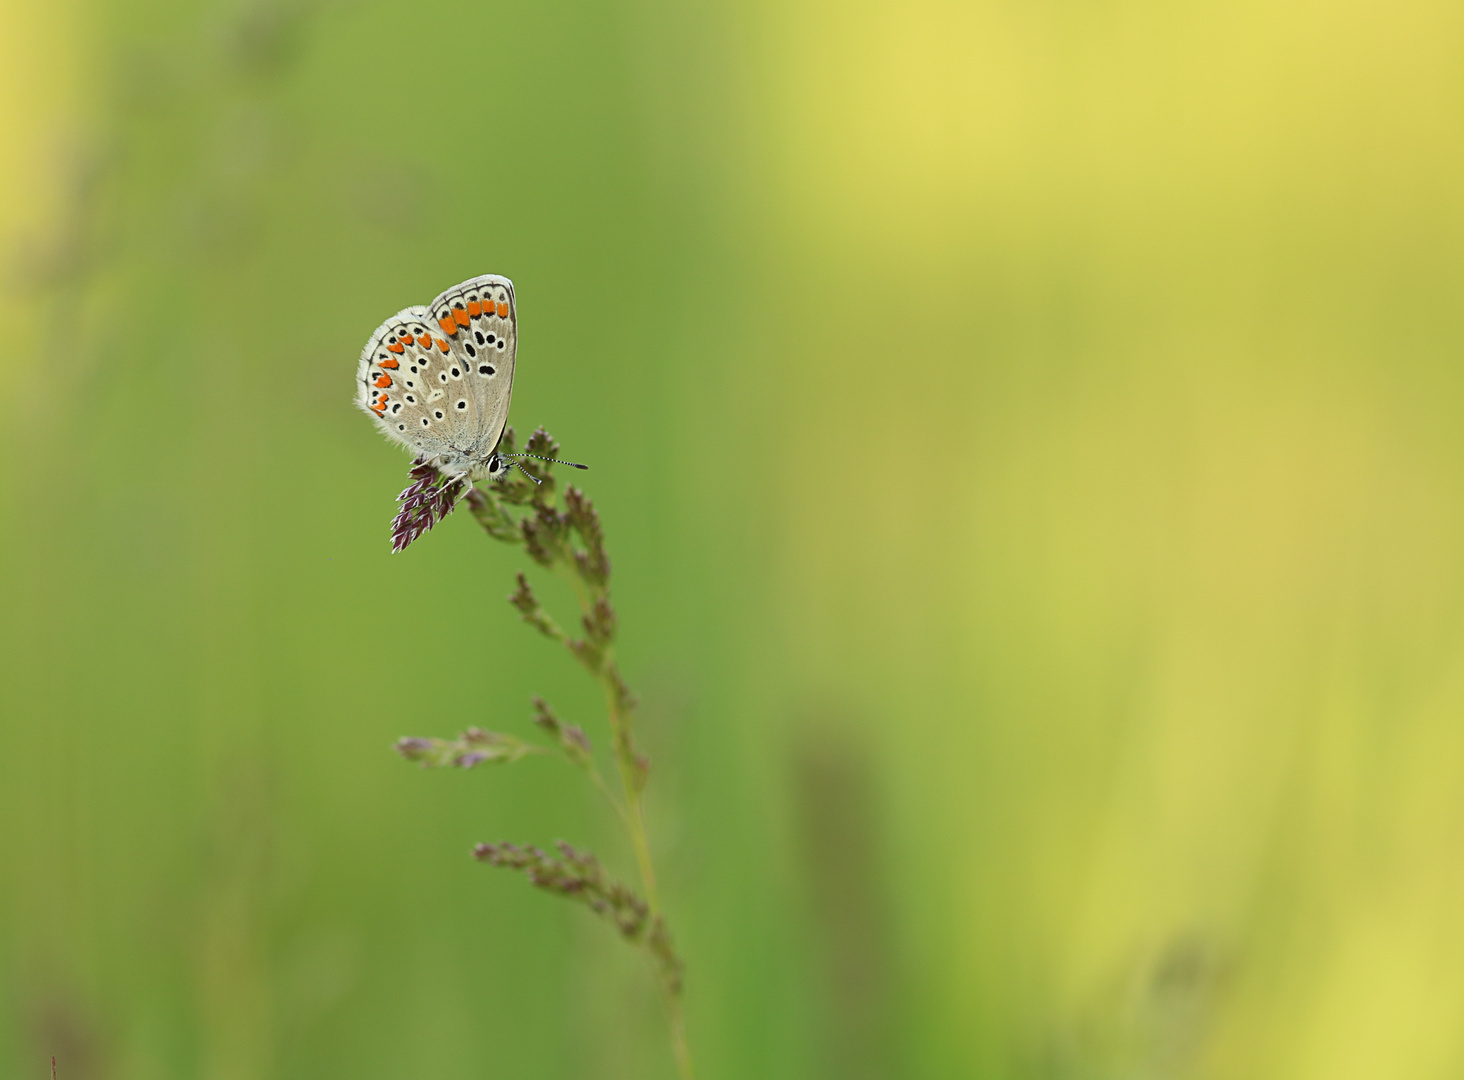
[5,0,1464,1077]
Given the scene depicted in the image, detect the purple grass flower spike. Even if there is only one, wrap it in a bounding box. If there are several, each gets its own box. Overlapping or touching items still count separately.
[390,458,466,552]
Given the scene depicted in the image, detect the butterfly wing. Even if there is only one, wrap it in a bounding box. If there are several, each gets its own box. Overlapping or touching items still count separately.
[425,273,517,471]
[357,274,517,475]
[357,304,469,459]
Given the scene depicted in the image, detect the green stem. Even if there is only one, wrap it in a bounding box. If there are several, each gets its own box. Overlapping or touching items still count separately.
[582,759,632,832]
[661,980,695,1080]
[551,554,593,610]
[601,664,660,913]
[477,477,692,1078]
[600,665,693,1080]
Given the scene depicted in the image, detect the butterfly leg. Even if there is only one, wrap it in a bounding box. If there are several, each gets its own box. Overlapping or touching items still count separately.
[441,469,472,508]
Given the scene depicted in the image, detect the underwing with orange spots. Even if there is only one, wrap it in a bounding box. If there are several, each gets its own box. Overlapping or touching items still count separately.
[356,273,519,483]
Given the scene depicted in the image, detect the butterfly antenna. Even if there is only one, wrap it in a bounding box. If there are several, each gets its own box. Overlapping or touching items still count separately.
[501,453,589,471]
[513,460,543,485]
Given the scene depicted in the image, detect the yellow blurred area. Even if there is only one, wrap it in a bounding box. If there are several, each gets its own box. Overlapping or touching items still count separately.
[4,0,1464,1077]
[0,0,85,327]
[762,1,1464,1077]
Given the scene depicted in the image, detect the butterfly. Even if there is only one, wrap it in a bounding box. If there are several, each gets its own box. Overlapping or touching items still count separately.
[357,274,587,550]
[357,273,524,483]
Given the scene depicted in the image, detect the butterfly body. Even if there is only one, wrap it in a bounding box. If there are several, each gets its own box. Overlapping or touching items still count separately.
[356,273,518,479]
